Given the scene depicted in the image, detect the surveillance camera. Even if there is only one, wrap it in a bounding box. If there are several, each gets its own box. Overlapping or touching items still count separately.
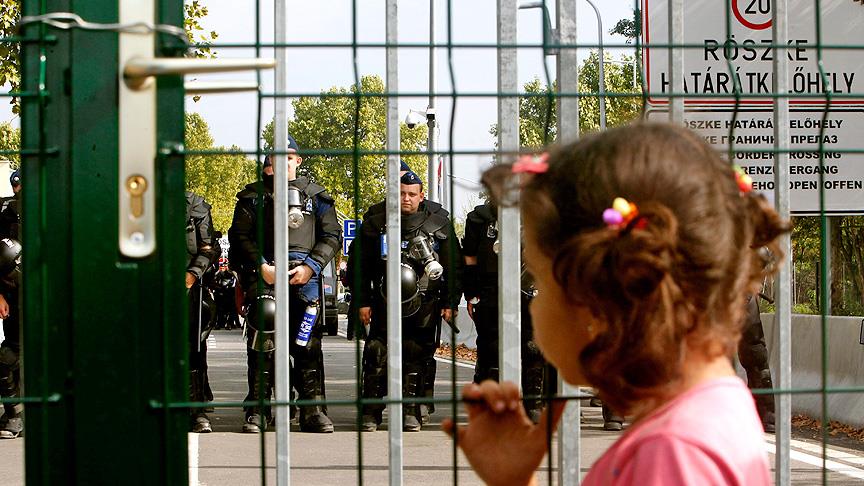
[405,110,426,129]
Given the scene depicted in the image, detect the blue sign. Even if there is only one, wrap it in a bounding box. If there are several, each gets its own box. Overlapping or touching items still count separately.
[343,219,359,254]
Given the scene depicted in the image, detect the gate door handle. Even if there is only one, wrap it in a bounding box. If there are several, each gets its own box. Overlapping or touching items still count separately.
[118,0,274,258]
[124,58,276,90]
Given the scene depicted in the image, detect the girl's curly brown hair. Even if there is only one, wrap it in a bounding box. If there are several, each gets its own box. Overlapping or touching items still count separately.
[493,122,790,415]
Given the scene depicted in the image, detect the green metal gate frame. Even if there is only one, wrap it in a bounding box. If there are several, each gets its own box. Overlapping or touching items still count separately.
[15,1,189,484]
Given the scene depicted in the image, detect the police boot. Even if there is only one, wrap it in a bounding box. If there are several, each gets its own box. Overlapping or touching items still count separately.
[189,371,212,433]
[751,370,776,433]
[523,365,545,424]
[420,358,437,423]
[403,373,422,432]
[243,369,272,433]
[298,369,334,433]
[602,404,624,431]
[0,407,23,439]
[361,372,384,432]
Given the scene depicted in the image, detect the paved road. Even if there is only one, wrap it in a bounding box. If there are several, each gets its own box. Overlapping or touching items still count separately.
[3,318,864,484]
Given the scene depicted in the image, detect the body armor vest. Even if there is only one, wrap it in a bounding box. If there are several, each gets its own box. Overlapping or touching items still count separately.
[236,177,324,262]
[467,205,499,277]
[373,208,449,316]
[284,179,322,254]
[185,193,213,264]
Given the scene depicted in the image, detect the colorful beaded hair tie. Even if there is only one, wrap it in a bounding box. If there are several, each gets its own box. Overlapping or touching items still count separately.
[603,197,643,230]
[512,152,549,174]
[734,165,753,193]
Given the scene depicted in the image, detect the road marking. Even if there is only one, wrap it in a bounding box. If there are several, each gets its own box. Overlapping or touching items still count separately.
[188,432,199,486]
[764,441,864,480]
[434,355,476,369]
[765,435,864,467]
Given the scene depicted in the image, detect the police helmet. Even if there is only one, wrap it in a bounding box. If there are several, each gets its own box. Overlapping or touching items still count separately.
[246,292,277,352]
[380,263,422,317]
[0,238,22,276]
[9,170,20,188]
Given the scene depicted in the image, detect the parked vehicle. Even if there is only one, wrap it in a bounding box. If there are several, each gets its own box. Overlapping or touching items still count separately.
[321,260,339,336]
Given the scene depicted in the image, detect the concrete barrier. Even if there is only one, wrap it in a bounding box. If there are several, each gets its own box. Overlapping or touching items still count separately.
[761,314,864,428]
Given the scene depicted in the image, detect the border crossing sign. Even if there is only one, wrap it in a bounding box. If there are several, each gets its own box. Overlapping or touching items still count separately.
[343,219,358,254]
[642,0,864,214]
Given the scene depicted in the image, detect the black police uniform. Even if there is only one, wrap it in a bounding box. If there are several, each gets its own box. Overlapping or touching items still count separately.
[212,268,240,330]
[344,198,447,345]
[461,203,548,422]
[186,192,219,433]
[0,194,19,243]
[228,174,341,433]
[739,294,776,432]
[0,238,21,439]
[351,193,462,432]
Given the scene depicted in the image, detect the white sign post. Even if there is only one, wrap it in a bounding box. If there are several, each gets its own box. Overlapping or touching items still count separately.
[642,0,864,214]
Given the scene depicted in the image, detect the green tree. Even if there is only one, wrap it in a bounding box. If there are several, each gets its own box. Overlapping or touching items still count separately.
[0,120,19,166]
[0,0,214,113]
[609,9,641,43]
[0,0,20,114]
[490,53,643,149]
[262,74,428,217]
[184,113,256,233]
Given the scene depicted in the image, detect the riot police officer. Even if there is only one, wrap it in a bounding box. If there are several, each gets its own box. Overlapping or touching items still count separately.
[186,191,219,433]
[740,293,776,432]
[0,170,21,242]
[228,134,341,433]
[0,238,22,439]
[461,202,548,423]
[351,171,462,432]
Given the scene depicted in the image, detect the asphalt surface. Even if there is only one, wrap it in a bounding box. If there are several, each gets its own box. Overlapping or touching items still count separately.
[2,318,864,484]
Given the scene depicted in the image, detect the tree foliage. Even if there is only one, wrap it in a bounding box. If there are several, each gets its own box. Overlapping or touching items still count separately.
[184,113,256,233]
[609,9,641,43]
[0,0,214,113]
[790,215,864,316]
[0,0,21,114]
[262,74,428,218]
[0,120,19,166]
[490,52,643,149]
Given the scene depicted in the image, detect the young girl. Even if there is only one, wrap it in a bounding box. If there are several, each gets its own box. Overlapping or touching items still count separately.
[442,122,789,485]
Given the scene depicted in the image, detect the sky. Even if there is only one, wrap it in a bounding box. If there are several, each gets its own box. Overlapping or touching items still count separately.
[187,0,637,220]
[0,0,638,220]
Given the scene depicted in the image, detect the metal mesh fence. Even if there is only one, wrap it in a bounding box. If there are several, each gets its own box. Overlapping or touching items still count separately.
[2,0,864,484]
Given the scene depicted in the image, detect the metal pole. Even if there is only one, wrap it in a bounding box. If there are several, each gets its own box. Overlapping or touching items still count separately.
[427,0,439,203]
[772,2,791,484]
[668,0,684,121]
[556,0,581,483]
[824,220,831,313]
[497,0,521,387]
[583,0,605,131]
[273,0,291,483]
[385,1,404,484]
[555,0,580,486]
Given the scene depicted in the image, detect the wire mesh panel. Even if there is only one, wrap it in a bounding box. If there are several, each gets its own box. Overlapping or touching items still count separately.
[4,0,864,485]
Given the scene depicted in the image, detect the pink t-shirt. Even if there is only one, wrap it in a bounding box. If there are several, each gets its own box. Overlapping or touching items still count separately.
[582,377,770,486]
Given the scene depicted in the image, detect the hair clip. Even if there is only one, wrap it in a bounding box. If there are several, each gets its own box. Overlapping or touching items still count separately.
[603,197,640,229]
[734,165,753,193]
[512,152,549,174]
